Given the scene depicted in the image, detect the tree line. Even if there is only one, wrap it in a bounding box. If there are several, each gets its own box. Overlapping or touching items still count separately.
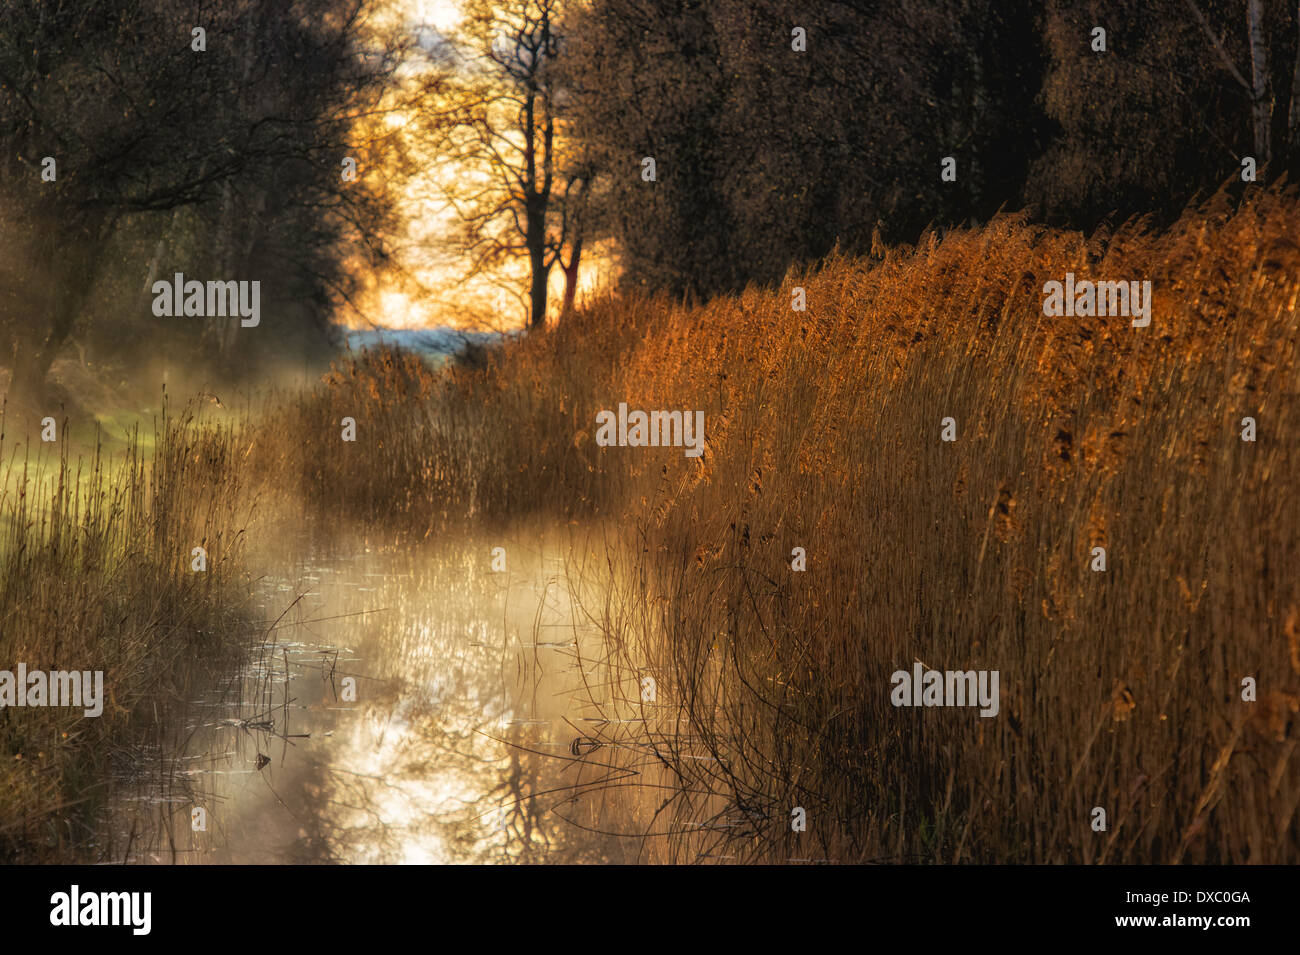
[433,0,1300,323]
[4,0,1300,388]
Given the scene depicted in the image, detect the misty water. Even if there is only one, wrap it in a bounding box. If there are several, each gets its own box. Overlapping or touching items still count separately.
[104,522,667,864]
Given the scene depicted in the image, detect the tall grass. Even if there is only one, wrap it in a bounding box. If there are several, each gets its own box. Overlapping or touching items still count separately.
[0,402,257,861]
[268,185,1300,863]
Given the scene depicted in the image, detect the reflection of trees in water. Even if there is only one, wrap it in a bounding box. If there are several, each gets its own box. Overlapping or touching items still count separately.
[234,696,622,864]
[281,759,390,864]
[106,528,752,864]
[481,735,626,864]
[266,533,669,864]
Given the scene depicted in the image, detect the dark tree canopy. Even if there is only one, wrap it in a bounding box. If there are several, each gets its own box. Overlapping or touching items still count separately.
[0,0,416,395]
[564,0,1300,301]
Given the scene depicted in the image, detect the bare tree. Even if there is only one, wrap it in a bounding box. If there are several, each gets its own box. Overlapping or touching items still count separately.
[1248,0,1273,161]
[1185,0,1291,165]
[421,0,588,329]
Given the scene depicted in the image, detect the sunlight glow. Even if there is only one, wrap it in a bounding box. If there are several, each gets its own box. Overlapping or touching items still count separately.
[346,0,613,333]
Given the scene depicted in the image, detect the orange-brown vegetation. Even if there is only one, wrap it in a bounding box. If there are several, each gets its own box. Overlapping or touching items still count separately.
[268,186,1300,862]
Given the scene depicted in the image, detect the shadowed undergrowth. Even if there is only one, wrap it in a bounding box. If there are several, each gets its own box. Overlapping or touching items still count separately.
[0,404,257,861]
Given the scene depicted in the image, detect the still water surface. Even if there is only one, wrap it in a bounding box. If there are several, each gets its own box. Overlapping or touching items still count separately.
[108,524,670,863]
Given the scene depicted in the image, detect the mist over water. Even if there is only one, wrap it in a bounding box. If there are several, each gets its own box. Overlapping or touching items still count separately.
[107,520,667,864]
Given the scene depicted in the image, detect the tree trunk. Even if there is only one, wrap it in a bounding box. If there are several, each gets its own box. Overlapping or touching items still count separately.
[1248,0,1272,163]
[561,233,583,317]
[204,12,262,366]
[205,179,239,359]
[967,37,985,221]
[1289,1,1300,148]
[139,208,179,316]
[529,239,550,329]
[12,211,111,400]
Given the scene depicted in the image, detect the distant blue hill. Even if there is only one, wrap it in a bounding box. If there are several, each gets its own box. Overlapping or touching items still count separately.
[342,327,509,364]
